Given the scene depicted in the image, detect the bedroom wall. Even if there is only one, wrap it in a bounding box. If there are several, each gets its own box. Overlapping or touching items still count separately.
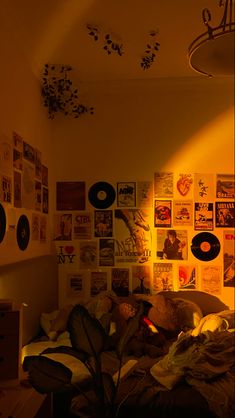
[50,76,234,310]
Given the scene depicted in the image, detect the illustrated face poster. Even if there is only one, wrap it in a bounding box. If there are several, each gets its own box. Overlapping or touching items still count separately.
[216,174,235,199]
[175,173,193,198]
[173,200,193,226]
[99,238,115,266]
[178,265,197,289]
[156,229,188,260]
[54,214,72,241]
[215,202,234,228]
[201,265,222,296]
[153,262,173,293]
[73,211,92,240]
[194,173,214,201]
[136,181,153,208]
[94,210,113,237]
[194,202,214,231]
[132,265,151,294]
[79,240,98,269]
[90,271,108,297]
[114,208,152,263]
[223,230,235,287]
[154,200,172,227]
[111,268,130,296]
[154,172,173,198]
[117,182,136,207]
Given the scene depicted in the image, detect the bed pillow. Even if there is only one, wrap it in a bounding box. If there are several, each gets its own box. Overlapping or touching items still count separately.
[40,305,74,341]
[41,352,91,384]
[40,310,59,340]
[172,298,203,332]
[147,294,180,332]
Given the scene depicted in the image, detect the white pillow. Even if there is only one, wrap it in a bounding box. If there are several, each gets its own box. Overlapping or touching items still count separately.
[40,310,59,338]
[42,352,91,384]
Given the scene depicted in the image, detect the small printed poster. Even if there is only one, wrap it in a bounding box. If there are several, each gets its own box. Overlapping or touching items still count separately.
[79,240,98,269]
[153,262,173,293]
[22,160,35,209]
[23,141,35,164]
[13,131,23,152]
[40,215,47,242]
[194,202,213,230]
[99,238,115,266]
[54,214,72,241]
[1,175,12,204]
[156,229,188,260]
[173,200,193,226]
[73,212,92,239]
[132,265,151,294]
[13,171,22,207]
[215,202,234,228]
[67,272,85,298]
[178,265,197,289]
[0,140,12,176]
[216,174,235,199]
[90,271,108,297]
[194,173,214,201]
[42,187,49,214]
[175,173,193,198]
[137,181,153,208]
[154,200,172,227]
[94,210,113,237]
[201,265,222,295]
[56,181,85,210]
[35,149,42,180]
[154,172,173,198]
[111,268,129,296]
[35,181,42,211]
[42,165,48,186]
[31,213,40,240]
[117,182,136,207]
[56,244,76,265]
[223,230,235,287]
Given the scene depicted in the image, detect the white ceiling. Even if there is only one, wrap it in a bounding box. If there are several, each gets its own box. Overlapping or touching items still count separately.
[1,0,233,82]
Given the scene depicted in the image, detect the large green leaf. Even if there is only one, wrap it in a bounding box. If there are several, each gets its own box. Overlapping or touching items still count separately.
[24,355,72,394]
[67,304,107,358]
[116,301,144,358]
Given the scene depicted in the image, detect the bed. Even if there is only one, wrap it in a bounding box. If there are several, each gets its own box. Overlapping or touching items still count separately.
[22,290,235,418]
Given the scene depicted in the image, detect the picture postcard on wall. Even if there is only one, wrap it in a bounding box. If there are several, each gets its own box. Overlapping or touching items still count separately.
[194,173,214,201]
[99,238,115,266]
[175,173,193,198]
[223,230,235,287]
[131,264,151,294]
[194,202,214,231]
[156,229,188,260]
[178,265,197,289]
[173,200,193,226]
[79,240,98,269]
[154,200,172,227]
[35,180,42,211]
[0,139,12,177]
[114,208,152,263]
[23,141,35,165]
[54,213,72,241]
[66,272,85,298]
[154,172,173,198]
[56,181,86,210]
[73,211,93,240]
[111,267,130,296]
[136,181,153,208]
[153,262,173,293]
[13,171,22,207]
[94,209,113,237]
[215,202,234,228]
[90,271,108,297]
[201,265,222,296]
[216,174,235,199]
[117,182,136,207]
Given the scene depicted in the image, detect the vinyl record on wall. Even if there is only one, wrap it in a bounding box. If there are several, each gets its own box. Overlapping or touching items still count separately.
[88,181,116,209]
[0,203,6,243]
[191,232,220,261]
[17,214,30,251]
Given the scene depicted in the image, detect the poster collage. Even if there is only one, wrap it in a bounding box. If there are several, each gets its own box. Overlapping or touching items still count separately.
[53,173,235,303]
[0,132,49,246]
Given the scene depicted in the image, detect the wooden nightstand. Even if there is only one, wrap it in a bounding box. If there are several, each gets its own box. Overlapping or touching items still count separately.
[0,309,21,381]
[0,383,52,418]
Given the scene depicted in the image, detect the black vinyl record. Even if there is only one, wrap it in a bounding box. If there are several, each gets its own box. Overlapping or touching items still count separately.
[0,203,6,243]
[88,181,116,209]
[191,232,220,261]
[17,214,30,251]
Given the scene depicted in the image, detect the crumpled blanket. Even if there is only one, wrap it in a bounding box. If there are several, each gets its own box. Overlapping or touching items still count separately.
[150,330,235,418]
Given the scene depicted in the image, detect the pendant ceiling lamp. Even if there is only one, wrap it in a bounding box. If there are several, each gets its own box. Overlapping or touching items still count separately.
[188,0,234,77]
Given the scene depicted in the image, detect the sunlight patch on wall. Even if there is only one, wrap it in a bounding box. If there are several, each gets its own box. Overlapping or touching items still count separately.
[164,107,234,173]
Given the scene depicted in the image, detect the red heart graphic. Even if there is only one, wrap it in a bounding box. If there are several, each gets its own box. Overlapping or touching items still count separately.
[65,246,74,254]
